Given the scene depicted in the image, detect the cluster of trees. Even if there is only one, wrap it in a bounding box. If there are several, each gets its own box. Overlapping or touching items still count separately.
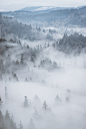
[0,38,7,42]
[36,26,41,31]
[0,109,38,129]
[39,58,61,70]
[52,33,86,54]
[1,86,71,108]
[49,29,57,34]
[0,13,44,41]
[0,87,71,129]
[0,109,24,129]
[23,90,71,109]
[5,6,86,27]
[0,39,49,81]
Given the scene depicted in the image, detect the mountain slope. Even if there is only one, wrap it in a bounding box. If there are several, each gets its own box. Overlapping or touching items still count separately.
[1,6,86,27]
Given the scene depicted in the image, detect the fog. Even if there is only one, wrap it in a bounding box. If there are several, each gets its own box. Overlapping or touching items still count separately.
[0,67,86,129]
[0,48,86,129]
[0,8,86,129]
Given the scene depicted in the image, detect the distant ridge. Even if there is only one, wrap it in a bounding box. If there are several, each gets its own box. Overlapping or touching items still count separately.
[20,6,75,12]
[1,6,86,27]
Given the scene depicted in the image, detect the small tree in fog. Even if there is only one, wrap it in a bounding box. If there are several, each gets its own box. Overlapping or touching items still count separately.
[33,95,41,108]
[33,108,41,120]
[55,94,62,102]
[0,110,5,129]
[42,101,48,112]
[23,96,29,107]
[5,87,8,99]
[4,110,10,120]
[34,95,40,102]
[21,54,24,64]
[0,97,3,107]
[25,78,28,82]
[13,73,19,81]
[28,119,36,129]
[66,89,71,93]
[53,61,58,68]
[30,57,34,62]
[65,97,70,102]
[27,45,29,49]
[18,121,23,129]
[43,29,45,32]
[4,110,11,128]
[10,118,17,129]
[16,60,19,65]
[55,94,59,101]
[0,13,2,19]
[30,77,32,81]
[9,77,11,81]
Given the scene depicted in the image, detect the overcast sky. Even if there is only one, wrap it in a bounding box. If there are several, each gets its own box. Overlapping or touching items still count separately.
[0,0,86,11]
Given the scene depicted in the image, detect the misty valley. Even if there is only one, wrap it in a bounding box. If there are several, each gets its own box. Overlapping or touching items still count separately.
[0,6,86,129]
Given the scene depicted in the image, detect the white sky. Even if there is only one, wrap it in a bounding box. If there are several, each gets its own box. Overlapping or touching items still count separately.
[0,0,86,11]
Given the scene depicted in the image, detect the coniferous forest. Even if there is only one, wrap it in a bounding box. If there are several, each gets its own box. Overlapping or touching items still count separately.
[0,6,86,129]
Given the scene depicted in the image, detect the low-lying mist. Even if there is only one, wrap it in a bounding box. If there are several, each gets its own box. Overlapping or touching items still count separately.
[0,59,86,129]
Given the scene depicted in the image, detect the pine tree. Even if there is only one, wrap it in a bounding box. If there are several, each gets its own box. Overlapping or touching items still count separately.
[23,96,29,107]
